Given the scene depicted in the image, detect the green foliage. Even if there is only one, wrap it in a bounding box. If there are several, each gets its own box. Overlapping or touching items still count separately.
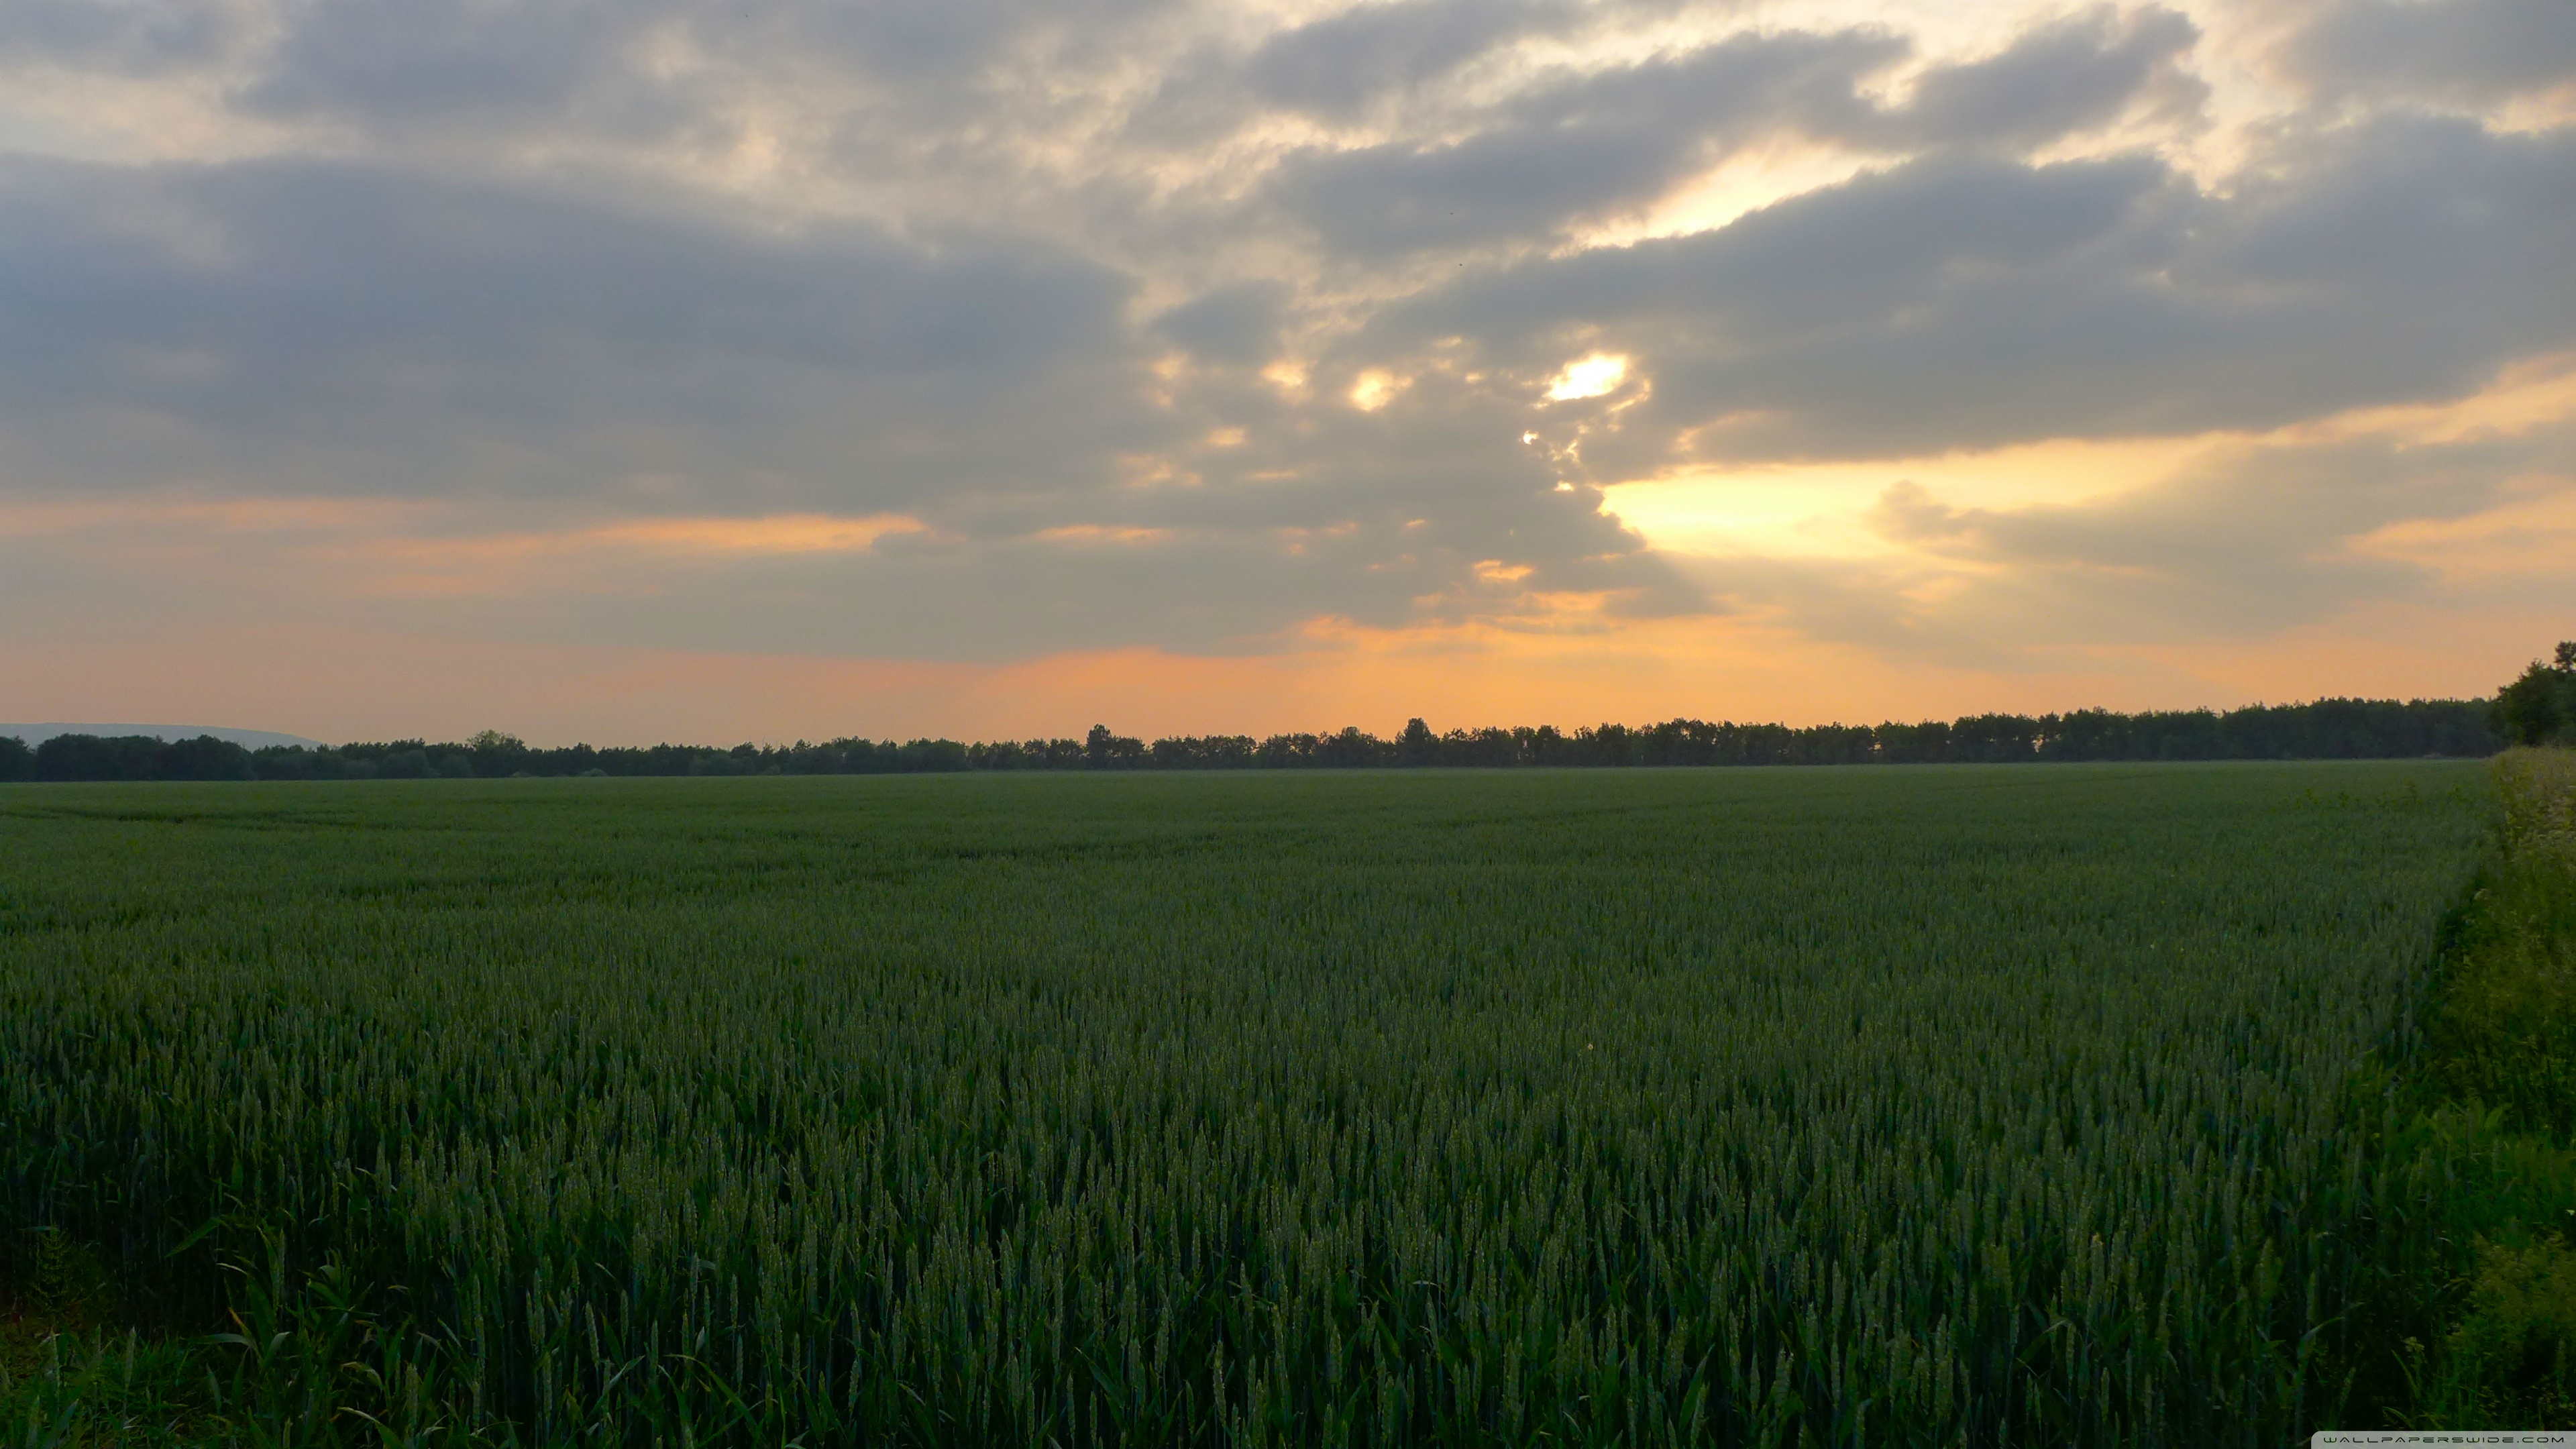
[20,1232,105,1329]
[2494,647,2576,748]
[0,763,2494,1444]
[2451,1236,2576,1423]
[0,1325,215,1448]
[0,1226,211,1447]
[30,734,254,783]
[2429,759,2576,1135]
[2373,749,2576,1429]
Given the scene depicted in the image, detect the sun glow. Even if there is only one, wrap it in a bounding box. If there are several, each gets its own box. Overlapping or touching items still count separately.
[1349,370,1405,411]
[1545,354,1628,402]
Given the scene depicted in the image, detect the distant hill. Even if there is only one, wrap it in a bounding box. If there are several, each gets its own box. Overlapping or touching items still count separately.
[0,723,325,750]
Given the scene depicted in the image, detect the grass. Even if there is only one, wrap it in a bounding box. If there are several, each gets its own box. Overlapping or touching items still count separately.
[0,762,2504,1444]
[1,1228,212,1447]
[2361,748,2576,1427]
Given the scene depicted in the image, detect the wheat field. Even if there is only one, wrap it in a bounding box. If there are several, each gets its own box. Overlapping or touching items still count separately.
[0,763,2490,1445]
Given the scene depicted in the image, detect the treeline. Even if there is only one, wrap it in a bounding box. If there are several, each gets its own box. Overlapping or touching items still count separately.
[0,696,2506,782]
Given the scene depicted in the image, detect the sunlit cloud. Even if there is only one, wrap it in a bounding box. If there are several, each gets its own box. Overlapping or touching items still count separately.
[590,514,930,554]
[1608,346,2576,567]
[1032,524,1178,545]
[1574,139,1885,249]
[1348,369,1406,411]
[1544,353,1628,401]
[2273,352,2576,449]
[1602,436,2212,559]
[0,498,934,598]
[2351,483,2576,584]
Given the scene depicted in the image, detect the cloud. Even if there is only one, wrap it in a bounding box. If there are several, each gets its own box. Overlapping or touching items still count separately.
[1381,113,2576,464]
[1152,282,1285,364]
[2275,0,2576,108]
[1269,29,1901,256]
[0,152,1695,657]
[1261,8,2207,258]
[243,0,674,135]
[0,156,1154,510]
[0,0,246,75]
[1890,5,2204,151]
[0,0,2571,708]
[1649,390,2576,669]
[1240,0,1560,118]
[1862,441,2446,637]
[237,0,1183,136]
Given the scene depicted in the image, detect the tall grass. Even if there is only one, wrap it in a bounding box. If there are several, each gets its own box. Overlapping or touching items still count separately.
[2372,748,2576,1427]
[0,763,2492,1444]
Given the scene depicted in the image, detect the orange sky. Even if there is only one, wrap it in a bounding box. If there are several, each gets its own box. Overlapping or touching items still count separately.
[1,600,2555,747]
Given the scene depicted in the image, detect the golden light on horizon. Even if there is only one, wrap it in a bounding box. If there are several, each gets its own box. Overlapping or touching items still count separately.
[1032,524,1177,545]
[1601,436,2204,559]
[1604,355,2576,567]
[592,514,928,554]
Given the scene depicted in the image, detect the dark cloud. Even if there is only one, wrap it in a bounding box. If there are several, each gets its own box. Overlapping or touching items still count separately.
[238,0,1178,136]
[706,0,1179,97]
[0,0,239,74]
[1380,115,2576,463]
[2278,0,2576,107]
[0,157,1154,508]
[1152,282,1285,364]
[245,0,658,128]
[1892,5,2202,150]
[1269,30,1899,256]
[0,154,1687,658]
[1240,0,1560,118]
[1267,10,2203,258]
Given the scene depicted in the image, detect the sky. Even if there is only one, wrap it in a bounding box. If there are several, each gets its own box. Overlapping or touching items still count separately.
[1,0,2571,745]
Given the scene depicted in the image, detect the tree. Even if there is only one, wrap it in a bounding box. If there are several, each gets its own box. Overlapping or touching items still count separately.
[467,730,528,776]
[2493,643,2576,747]
[1084,724,1144,768]
[0,736,31,782]
[1397,717,1436,767]
[162,735,255,781]
[34,735,162,782]
[378,749,435,779]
